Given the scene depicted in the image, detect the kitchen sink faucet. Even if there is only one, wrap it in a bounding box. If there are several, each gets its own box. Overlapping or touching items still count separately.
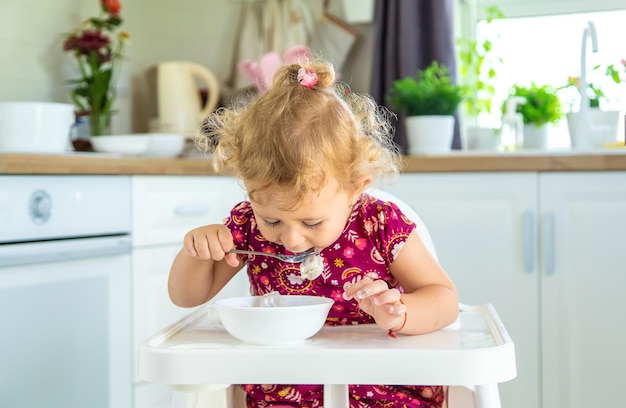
[577,21,611,143]
[579,20,598,118]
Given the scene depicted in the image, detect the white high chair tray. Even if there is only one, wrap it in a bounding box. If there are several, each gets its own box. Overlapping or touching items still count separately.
[139,303,516,408]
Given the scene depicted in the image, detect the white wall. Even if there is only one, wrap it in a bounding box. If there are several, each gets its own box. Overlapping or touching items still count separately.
[0,0,77,103]
[0,0,375,135]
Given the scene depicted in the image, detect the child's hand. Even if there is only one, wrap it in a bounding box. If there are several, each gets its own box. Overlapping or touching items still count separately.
[182,224,240,267]
[342,273,407,332]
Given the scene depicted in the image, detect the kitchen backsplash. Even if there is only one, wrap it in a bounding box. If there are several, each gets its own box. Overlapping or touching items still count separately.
[0,0,256,135]
[0,0,75,103]
[1,0,372,135]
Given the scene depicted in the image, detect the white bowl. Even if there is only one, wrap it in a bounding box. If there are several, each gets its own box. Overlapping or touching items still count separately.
[91,135,150,155]
[214,295,334,345]
[144,133,186,157]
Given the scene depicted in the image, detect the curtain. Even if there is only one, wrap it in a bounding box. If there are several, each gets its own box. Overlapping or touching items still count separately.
[370,0,460,152]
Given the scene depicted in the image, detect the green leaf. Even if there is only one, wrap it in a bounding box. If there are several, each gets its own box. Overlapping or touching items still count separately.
[508,83,562,125]
[387,61,465,116]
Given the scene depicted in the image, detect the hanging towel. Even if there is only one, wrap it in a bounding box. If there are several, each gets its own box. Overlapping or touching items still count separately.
[308,0,359,72]
[281,0,315,50]
[225,1,264,94]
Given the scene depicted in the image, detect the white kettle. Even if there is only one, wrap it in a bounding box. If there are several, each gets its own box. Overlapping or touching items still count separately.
[156,61,220,137]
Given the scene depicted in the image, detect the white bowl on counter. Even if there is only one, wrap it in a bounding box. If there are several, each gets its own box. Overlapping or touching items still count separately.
[144,133,186,157]
[91,135,150,155]
[90,133,186,157]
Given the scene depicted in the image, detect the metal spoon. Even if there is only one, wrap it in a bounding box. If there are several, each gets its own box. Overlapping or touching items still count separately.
[227,248,319,263]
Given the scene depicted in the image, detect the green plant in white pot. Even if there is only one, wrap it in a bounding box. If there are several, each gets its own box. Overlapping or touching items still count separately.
[506,83,562,149]
[558,61,625,148]
[387,61,465,154]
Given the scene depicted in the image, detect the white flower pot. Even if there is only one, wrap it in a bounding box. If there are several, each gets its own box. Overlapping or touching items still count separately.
[465,126,500,150]
[567,109,621,149]
[523,124,550,149]
[405,115,455,155]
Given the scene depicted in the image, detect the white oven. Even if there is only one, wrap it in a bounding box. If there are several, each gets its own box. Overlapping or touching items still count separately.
[0,175,132,408]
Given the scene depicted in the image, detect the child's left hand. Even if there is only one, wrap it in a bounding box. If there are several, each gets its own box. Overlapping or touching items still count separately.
[342,273,407,332]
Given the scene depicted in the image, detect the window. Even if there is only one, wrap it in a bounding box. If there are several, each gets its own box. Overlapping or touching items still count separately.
[457,0,626,148]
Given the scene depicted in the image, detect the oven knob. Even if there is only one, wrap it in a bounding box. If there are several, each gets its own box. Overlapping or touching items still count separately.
[29,190,52,224]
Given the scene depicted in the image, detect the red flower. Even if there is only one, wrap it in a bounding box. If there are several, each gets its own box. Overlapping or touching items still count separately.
[63,30,111,61]
[101,0,121,15]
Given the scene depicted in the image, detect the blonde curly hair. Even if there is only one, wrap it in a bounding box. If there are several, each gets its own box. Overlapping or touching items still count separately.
[197,60,401,208]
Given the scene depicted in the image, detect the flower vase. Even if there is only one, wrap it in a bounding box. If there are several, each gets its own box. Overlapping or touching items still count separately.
[70,111,112,152]
[89,111,111,137]
[62,0,127,150]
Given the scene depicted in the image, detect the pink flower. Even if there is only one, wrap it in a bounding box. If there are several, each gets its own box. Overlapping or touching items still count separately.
[354,238,367,250]
[232,230,243,243]
[330,290,344,302]
[332,303,345,313]
[343,247,355,258]
[297,67,318,88]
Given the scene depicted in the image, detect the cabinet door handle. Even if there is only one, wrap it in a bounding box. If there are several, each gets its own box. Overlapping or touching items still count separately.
[174,204,210,216]
[522,210,535,273]
[542,211,555,275]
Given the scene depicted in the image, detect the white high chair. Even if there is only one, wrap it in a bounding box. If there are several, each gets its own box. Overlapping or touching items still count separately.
[138,191,516,408]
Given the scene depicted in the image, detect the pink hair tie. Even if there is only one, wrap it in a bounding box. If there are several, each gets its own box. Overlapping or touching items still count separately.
[297,67,318,88]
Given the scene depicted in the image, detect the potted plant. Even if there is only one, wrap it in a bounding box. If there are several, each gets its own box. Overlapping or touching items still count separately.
[558,61,625,148]
[386,60,465,154]
[63,0,129,139]
[457,6,505,149]
[559,62,624,108]
[507,83,562,149]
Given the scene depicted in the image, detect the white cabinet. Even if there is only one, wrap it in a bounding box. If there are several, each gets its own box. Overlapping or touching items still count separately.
[131,175,246,247]
[382,171,626,408]
[382,173,540,408]
[131,175,249,408]
[540,173,626,408]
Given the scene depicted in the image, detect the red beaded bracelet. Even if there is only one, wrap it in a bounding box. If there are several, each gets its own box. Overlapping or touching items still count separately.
[387,299,407,338]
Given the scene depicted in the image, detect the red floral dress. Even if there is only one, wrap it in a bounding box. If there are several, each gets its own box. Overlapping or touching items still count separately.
[224,193,446,408]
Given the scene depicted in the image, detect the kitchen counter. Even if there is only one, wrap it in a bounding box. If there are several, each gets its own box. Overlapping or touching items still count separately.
[1,150,626,174]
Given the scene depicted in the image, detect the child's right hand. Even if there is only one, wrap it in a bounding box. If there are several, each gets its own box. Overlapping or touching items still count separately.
[182,224,241,267]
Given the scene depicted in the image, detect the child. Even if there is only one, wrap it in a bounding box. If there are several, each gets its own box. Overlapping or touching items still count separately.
[168,60,459,408]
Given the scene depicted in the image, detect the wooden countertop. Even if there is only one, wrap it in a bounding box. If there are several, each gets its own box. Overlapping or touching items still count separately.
[2,150,626,175]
